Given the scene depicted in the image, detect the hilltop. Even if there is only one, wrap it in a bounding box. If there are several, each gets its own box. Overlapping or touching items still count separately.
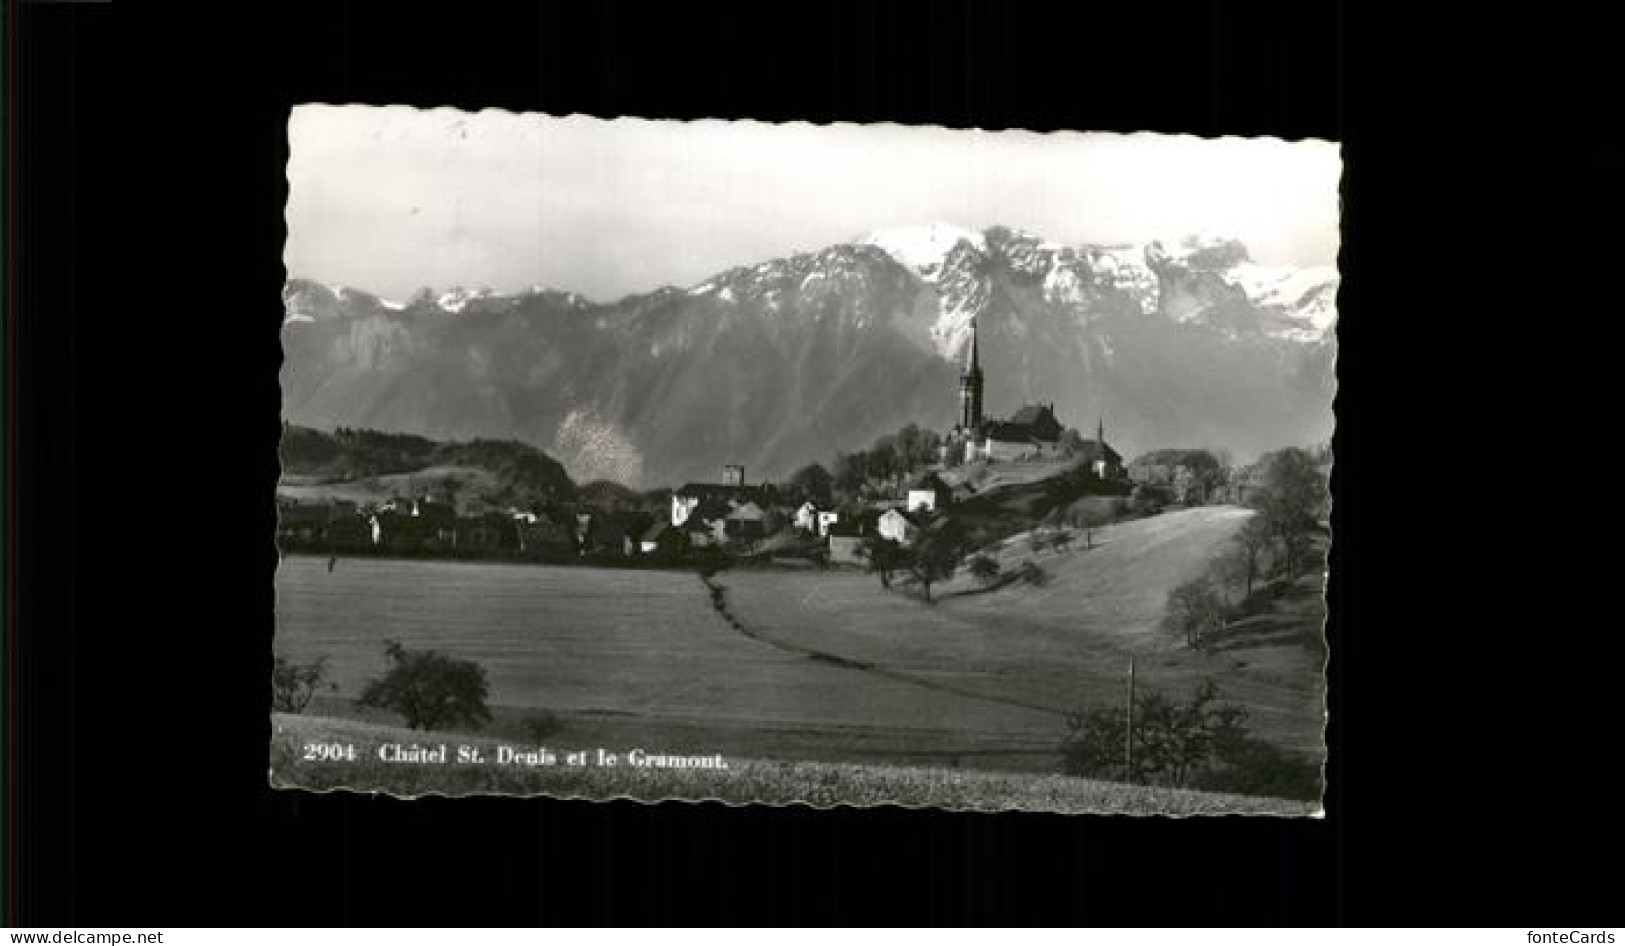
[278,425,576,508]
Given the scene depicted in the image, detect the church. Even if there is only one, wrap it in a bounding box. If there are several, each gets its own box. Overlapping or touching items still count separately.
[945,318,1124,478]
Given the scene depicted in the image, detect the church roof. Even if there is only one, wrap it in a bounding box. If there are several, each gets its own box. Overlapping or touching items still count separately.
[1072,439,1122,463]
[982,420,1059,444]
[1007,403,1057,426]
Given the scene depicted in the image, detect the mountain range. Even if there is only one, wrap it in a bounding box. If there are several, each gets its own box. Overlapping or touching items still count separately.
[281,224,1337,488]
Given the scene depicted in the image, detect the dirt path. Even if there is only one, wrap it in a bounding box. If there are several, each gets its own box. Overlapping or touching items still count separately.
[700,574,1066,718]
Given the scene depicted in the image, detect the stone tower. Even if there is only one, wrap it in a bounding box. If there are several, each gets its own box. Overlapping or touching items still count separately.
[959,318,984,432]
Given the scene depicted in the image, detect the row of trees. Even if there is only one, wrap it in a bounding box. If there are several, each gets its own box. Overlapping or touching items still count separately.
[824,424,945,500]
[857,522,1052,603]
[1162,446,1330,650]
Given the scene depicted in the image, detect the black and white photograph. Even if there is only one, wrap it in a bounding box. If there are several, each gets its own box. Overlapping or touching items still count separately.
[271,106,1338,815]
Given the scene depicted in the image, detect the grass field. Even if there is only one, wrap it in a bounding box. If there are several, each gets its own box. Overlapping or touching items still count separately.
[274,505,1325,782]
[270,713,1319,816]
[275,556,1058,768]
[719,506,1325,757]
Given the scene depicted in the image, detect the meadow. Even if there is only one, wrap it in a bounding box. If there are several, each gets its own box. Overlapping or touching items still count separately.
[275,556,1058,769]
[274,505,1325,776]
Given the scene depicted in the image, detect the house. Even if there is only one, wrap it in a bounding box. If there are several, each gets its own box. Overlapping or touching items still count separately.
[793,501,820,533]
[877,508,921,546]
[905,472,953,513]
[672,464,765,526]
[673,483,755,526]
[639,521,685,558]
[723,500,767,542]
[371,510,451,551]
[679,516,719,549]
[455,514,513,552]
[815,510,840,538]
[516,517,575,558]
[582,511,654,556]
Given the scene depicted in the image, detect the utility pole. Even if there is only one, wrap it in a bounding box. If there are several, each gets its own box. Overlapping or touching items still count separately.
[1125,656,1136,782]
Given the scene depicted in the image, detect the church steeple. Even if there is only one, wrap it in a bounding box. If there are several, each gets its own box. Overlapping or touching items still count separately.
[959,319,984,431]
[1097,414,1105,444]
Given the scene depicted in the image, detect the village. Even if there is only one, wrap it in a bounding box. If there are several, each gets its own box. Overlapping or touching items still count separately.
[276,319,1294,574]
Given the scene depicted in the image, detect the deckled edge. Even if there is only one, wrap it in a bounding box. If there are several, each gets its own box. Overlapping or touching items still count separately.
[270,104,1335,820]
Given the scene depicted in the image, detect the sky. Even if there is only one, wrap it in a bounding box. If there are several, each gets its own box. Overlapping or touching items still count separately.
[285,105,1342,304]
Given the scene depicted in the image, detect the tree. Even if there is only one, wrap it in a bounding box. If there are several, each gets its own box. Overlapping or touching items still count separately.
[359,640,493,731]
[1163,575,1228,650]
[439,475,463,506]
[832,452,868,497]
[868,436,901,481]
[785,462,833,505]
[272,656,330,714]
[1232,515,1272,597]
[859,535,904,590]
[968,554,1002,586]
[1061,678,1249,788]
[905,523,966,602]
[1214,545,1252,606]
[1017,559,1051,587]
[1246,448,1328,580]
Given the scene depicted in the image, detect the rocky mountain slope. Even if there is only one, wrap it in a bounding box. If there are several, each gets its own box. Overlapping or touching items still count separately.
[281,226,1337,487]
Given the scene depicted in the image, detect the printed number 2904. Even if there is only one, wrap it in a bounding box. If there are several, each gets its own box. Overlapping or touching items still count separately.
[303,743,356,762]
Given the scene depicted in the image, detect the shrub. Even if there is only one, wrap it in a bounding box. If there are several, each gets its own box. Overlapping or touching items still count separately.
[1016,559,1051,587]
[968,554,1002,585]
[1060,679,1249,789]
[358,639,493,732]
[271,656,331,714]
[1195,734,1323,801]
[1163,575,1228,650]
[1128,484,1171,517]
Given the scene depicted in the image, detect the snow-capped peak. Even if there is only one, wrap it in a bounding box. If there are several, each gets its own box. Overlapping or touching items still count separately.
[855,223,987,279]
[436,286,494,314]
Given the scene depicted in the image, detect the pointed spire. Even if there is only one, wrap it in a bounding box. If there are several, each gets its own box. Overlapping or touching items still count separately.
[1097,414,1105,444]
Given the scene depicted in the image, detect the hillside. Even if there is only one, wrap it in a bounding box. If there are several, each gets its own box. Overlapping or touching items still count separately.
[721,506,1326,758]
[281,226,1337,487]
[278,425,576,506]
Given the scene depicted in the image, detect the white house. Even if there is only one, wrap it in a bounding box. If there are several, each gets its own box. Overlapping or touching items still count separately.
[816,510,840,538]
[793,501,819,533]
[877,508,919,546]
[905,472,953,513]
[671,494,702,527]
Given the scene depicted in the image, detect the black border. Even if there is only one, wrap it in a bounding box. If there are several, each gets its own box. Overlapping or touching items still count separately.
[15,0,1590,927]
